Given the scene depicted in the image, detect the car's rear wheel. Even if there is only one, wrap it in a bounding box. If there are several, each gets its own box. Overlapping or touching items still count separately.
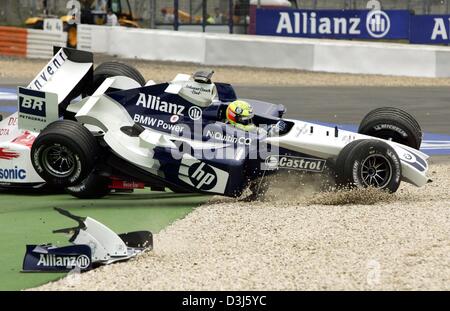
[358,107,422,150]
[66,173,111,199]
[64,62,146,119]
[31,120,100,187]
[335,139,402,193]
[90,61,146,94]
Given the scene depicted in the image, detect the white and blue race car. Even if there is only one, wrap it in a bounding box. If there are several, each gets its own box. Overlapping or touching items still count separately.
[0,47,429,199]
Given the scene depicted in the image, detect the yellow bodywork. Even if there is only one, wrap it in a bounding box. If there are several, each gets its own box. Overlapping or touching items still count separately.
[25,15,73,26]
[25,17,43,26]
[59,15,73,23]
[164,8,202,24]
[119,18,139,28]
[25,2,139,47]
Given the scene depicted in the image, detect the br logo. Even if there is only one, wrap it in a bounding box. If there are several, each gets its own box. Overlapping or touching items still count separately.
[366,9,390,39]
[188,162,217,190]
[19,96,46,117]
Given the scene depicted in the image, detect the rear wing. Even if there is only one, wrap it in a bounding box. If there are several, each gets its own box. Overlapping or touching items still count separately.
[18,47,93,132]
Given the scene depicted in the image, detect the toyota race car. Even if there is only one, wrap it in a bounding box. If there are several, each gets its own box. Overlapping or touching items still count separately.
[0,47,429,199]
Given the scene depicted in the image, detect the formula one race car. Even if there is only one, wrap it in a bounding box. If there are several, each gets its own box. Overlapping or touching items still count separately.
[0,47,429,199]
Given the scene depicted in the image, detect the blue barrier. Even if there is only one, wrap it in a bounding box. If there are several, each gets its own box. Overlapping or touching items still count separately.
[410,15,450,44]
[256,8,450,45]
[256,9,410,40]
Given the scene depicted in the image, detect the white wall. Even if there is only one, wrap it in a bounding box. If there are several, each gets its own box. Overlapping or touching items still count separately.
[77,25,450,78]
[27,28,67,59]
[110,28,206,63]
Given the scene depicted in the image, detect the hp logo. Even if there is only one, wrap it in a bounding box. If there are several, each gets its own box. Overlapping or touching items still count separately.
[366,10,390,38]
[179,155,229,194]
[188,106,202,120]
[189,162,217,190]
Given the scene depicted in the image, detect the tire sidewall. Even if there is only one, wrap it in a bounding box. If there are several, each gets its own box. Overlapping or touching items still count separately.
[344,141,402,192]
[32,135,91,187]
[358,107,422,150]
[90,62,145,95]
[360,119,417,147]
[334,140,363,186]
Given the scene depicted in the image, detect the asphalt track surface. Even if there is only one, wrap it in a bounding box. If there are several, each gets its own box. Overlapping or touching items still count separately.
[235,86,450,135]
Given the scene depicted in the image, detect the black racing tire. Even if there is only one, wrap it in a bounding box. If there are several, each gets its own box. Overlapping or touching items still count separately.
[335,139,402,193]
[66,173,111,199]
[31,120,100,187]
[358,107,422,150]
[90,61,146,95]
[334,140,362,186]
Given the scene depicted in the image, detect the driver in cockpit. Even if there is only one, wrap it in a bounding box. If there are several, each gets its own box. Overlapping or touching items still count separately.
[225,100,257,132]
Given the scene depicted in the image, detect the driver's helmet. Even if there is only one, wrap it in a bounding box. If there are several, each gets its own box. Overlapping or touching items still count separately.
[226,100,255,131]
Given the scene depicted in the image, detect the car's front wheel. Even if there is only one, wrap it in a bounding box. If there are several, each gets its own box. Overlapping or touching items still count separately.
[31,120,100,187]
[358,107,422,150]
[335,139,402,193]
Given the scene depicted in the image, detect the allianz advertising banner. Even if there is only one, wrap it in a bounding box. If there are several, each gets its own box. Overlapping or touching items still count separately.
[410,15,450,44]
[256,9,410,40]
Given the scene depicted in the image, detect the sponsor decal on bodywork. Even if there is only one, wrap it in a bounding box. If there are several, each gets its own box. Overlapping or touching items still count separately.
[135,93,203,121]
[178,154,229,193]
[398,148,427,172]
[136,93,185,116]
[188,106,202,120]
[133,114,185,133]
[206,130,252,146]
[0,128,10,136]
[0,148,20,160]
[19,88,47,119]
[170,115,180,123]
[178,81,216,107]
[8,117,17,126]
[30,49,68,91]
[264,155,326,172]
[403,153,413,161]
[0,166,26,180]
[12,131,36,148]
[37,254,90,269]
[18,87,58,132]
[293,124,309,137]
[109,180,145,190]
[23,244,92,272]
[0,117,20,141]
[184,83,213,96]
